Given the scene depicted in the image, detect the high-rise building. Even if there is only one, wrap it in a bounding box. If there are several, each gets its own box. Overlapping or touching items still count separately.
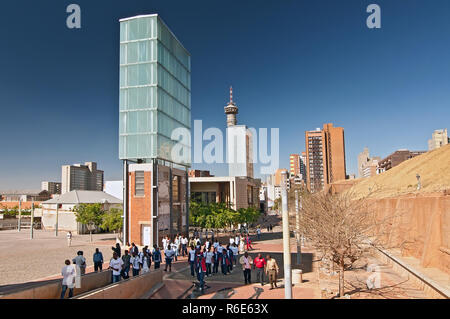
[41,181,62,195]
[61,162,104,194]
[300,152,307,181]
[428,129,449,151]
[119,14,191,247]
[226,87,254,178]
[357,147,381,178]
[305,123,346,192]
[289,154,300,177]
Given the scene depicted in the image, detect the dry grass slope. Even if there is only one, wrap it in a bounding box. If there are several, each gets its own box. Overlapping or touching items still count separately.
[349,144,450,198]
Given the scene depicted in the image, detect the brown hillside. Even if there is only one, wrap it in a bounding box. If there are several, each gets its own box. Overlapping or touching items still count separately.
[349,144,450,198]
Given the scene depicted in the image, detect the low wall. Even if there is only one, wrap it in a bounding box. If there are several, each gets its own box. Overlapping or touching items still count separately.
[75,269,163,299]
[370,193,450,275]
[0,270,113,299]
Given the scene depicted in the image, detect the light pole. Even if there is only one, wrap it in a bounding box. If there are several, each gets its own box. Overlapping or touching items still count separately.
[30,200,34,239]
[18,200,22,232]
[55,200,59,237]
[281,171,292,299]
[295,190,301,266]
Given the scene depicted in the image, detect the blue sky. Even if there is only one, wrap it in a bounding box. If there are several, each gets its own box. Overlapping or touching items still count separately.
[0,0,449,190]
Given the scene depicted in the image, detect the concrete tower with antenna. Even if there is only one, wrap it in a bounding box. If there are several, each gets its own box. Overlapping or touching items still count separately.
[224,86,238,127]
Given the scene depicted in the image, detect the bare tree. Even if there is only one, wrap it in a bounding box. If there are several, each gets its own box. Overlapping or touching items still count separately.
[299,190,397,297]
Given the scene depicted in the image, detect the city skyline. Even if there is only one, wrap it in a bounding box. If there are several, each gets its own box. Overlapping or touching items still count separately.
[1,0,450,190]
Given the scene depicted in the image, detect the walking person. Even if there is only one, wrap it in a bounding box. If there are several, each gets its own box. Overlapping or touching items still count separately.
[121,250,131,279]
[226,245,233,273]
[239,252,253,285]
[72,251,86,275]
[130,243,139,256]
[130,252,141,277]
[239,236,245,254]
[60,259,75,299]
[253,253,266,286]
[188,245,196,277]
[66,231,72,247]
[265,254,279,289]
[109,252,124,283]
[164,245,175,272]
[195,250,207,293]
[152,245,162,269]
[93,248,103,272]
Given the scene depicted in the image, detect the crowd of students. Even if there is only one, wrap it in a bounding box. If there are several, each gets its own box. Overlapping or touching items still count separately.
[60,227,277,298]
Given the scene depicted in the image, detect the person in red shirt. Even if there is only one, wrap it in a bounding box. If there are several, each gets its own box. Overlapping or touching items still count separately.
[253,253,267,286]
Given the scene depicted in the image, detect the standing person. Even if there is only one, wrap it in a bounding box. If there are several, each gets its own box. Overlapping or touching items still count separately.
[265,254,279,289]
[269,224,273,232]
[205,247,213,277]
[211,230,215,242]
[239,236,245,253]
[213,239,219,250]
[141,251,151,274]
[60,260,75,299]
[195,250,207,292]
[212,247,219,275]
[188,245,196,277]
[164,246,175,272]
[267,224,270,232]
[171,239,179,262]
[66,231,72,247]
[112,243,121,258]
[239,252,253,285]
[226,245,233,273]
[130,252,141,277]
[152,245,162,269]
[229,236,235,246]
[230,243,239,265]
[256,227,261,240]
[220,247,229,275]
[93,248,104,272]
[130,243,139,256]
[72,251,86,275]
[121,250,131,279]
[235,234,240,247]
[109,252,124,283]
[253,253,266,286]
[246,235,253,251]
[181,235,188,257]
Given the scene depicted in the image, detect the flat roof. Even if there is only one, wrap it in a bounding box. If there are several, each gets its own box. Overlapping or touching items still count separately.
[118,13,190,56]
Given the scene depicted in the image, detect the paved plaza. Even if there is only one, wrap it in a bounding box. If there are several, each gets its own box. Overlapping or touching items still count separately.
[0,230,116,290]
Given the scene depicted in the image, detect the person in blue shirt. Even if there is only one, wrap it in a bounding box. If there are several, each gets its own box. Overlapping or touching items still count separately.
[152,245,162,269]
[93,248,103,272]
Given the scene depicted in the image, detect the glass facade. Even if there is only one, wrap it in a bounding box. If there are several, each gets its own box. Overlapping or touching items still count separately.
[119,15,191,166]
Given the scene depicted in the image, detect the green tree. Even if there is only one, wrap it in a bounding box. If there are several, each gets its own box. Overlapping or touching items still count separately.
[100,208,123,239]
[73,203,105,242]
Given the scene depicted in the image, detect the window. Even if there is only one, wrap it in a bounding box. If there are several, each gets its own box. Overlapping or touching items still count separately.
[135,171,145,196]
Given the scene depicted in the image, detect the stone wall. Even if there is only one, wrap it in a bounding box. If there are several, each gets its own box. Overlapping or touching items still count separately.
[369,193,450,275]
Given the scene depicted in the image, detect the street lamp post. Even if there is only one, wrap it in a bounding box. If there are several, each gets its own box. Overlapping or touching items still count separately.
[281,171,292,299]
[295,190,302,266]
[18,200,22,232]
[55,201,59,237]
[30,200,34,239]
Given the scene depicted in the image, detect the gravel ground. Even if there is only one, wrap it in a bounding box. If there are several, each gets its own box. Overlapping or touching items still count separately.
[0,230,116,287]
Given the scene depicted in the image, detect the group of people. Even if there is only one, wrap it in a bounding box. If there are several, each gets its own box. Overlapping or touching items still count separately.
[60,227,277,298]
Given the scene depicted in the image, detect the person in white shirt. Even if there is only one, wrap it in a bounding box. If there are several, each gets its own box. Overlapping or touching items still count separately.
[66,231,72,247]
[217,244,224,254]
[72,251,86,275]
[213,239,219,249]
[60,260,76,299]
[109,252,124,283]
[230,244,239,265]
[235,235,240,246]
[188,247,196,277]
[130,252,141,277]
[181,236,188,257]
[229,237,235,245]
[141,252,150,274]
[205,248,214,277]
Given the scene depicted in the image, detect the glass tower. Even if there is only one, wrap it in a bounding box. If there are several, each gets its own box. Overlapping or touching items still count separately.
[119,14,191,166]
